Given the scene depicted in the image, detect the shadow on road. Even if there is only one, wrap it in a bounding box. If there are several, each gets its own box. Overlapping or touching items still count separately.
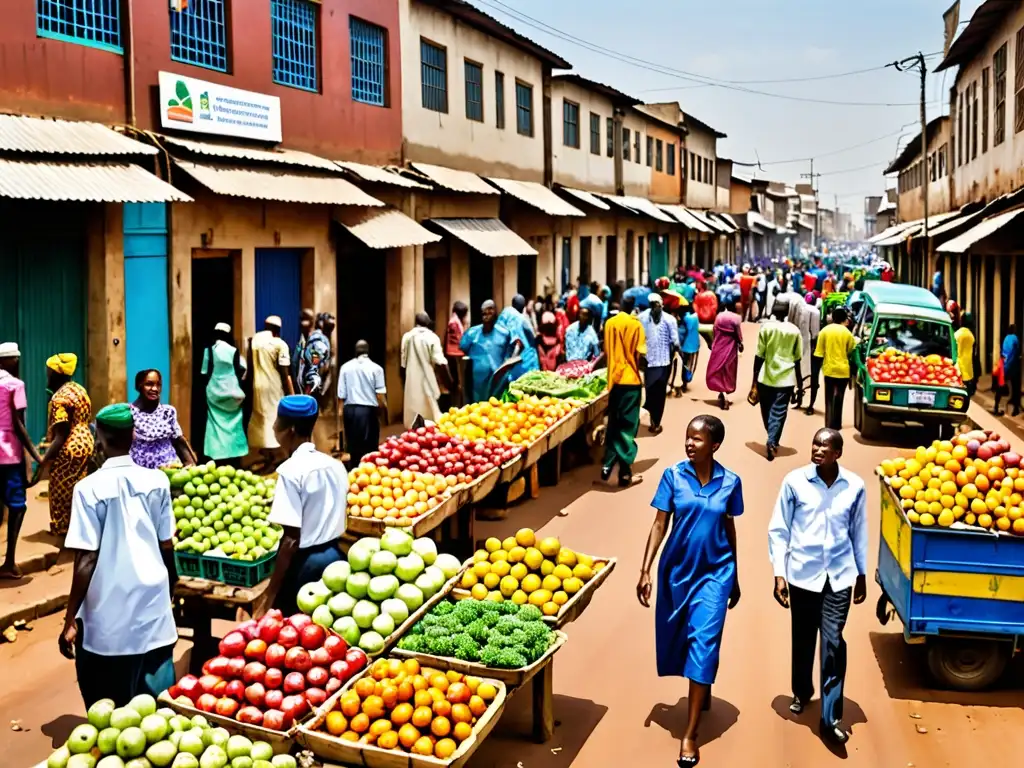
[643,695,739,753]
[744,441,798,460]
[41,714,85,749]
[468,693,607,767]
[869,631,1024,706]
[770,693,867,760]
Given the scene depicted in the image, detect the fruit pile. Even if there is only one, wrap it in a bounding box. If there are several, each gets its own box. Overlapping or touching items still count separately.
[346,465,455,525]
[438,396,583,445]
[168,611,368,731]
[311,657,500,759]
[167,462,283,561]
[47,693,298,768]
[867,348,963,387]
[397,600,553,668]
[362,425,521,481]
[879,430,1024,533]
[458,528,604,613]
[297,530,463,655]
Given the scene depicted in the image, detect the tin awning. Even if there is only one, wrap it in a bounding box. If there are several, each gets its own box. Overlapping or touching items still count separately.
[427,218,537,257]
[0,114,156,156]
[409,162,497,195]
[657,205,713,233]
[335,207,441,249]
[598,194,676,223]
[0,159,192,202]
[487,178,585,216]
[555,186,612,211]
[335,161,431,189]
[936,208,1024,254]
[174,160,383,206]
[692,209,735,234]
[160,135,339,171]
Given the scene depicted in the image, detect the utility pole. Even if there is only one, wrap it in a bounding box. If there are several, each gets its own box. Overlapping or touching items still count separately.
[891,53,929,238]
[801,160,822,248]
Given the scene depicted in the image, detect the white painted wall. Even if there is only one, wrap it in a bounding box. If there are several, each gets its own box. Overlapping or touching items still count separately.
[897,121,951,221]
[550,80,617,194]
[621,110,650,197]
[683,125,718,209]
[400,0,546,180]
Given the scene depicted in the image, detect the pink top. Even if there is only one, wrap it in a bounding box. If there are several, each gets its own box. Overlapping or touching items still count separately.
[0,370,28,465]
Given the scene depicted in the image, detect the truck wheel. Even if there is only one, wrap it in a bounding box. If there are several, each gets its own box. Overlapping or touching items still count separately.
[926,639,1009,691]
[860,404,882,441]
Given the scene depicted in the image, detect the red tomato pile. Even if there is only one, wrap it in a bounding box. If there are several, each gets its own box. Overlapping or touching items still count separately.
[168,610,368,731]
[362,425,521,482]
[866,348,963,387]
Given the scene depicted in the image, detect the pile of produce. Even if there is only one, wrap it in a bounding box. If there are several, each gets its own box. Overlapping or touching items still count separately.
[361,425,521,482]
[554,359,596,379]
[879,429,1024,533]
[46,693,298,768]
[507,370,605,401]
[457,528,604,612]
[167,462,283,562]
[867,348,963,388]
[310,657,500,758]
[346,465,455,525]
[168,611,368,730]
[296,529,463,655]
[438,396,583,445]
[397,600,553,668]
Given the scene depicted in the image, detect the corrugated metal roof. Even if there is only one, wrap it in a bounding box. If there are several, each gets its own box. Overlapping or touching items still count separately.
[409,162,497,195]
[335,207,442,249]
[745,211,777,233]
[658,205,712,232]
[691,209,734,234]
[0,159,192,202]
[717,213,739,228]
[428,218,537,257]
[707,211,739,233]
[598,194,676,223]
[174,161,383,206]
[161,135,339,171]
[335,161,430,189]
[0,114,156,155]
[555,186,611,210]
[487,178,585,217]
[937,209,1024,254]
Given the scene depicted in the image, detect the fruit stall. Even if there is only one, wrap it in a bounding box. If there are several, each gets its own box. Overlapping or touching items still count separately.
[875,430,1024,690]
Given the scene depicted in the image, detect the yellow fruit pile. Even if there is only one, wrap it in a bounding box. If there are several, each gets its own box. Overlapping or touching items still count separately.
[320,657,498,758]
[880,440,1024,534]
[438,396,584,445]
[347,465,456,525]
[459,528,605,614]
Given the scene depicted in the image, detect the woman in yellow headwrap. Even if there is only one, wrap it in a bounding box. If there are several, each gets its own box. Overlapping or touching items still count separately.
[32,354,94,535]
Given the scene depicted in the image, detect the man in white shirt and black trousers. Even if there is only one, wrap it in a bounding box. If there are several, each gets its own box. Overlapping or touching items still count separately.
[768,427,868,748]
[255,394,348,617]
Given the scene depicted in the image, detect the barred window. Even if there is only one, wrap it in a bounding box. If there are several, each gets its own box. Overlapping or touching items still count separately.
[667,144,675,176]
[590,112,601,155]
[465,60,483,122]
[272,0,318,92]
[37,0,121,52]
[350,17,386,106]
[495,71,505,129]
[516,81,533,137]
[421,40,448,113]
[563,99,580,148]
[170,0,228,72]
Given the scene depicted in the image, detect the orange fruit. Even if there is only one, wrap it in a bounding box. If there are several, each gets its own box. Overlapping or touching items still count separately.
[975,475,991,493]
[451,703,472,724]
[388,659,404,678]
[390,703,414,726]
[431,716,452,738]
[414,689,433,708]
[350,713,370,734]
[377,730,399,750]
[446,670,463,683]
[370,719,393,739]
[468,695,487,717]
[340,730,360,742]
[978,513,994,528]
[371,660,390,681]
[1013,518,1024,534]
[398,723,420,749]
[997,516,1012,531]
[412,706,434,728]
[411,674,429,691]
[432,699,452,718]
[453,721,473,742]
[397,681,414,702]
[340,693,361,718]
[434,738,457,759]
[990,466,1006,482]
[403,659,421,676]
[355,677,377,698]
[380,686,399,709]
[447,682,471,704]
[362,695,386,720]
[429,688,446,703]
[326,711,348,736]
[412,736,434,756]
[430,674,450,693]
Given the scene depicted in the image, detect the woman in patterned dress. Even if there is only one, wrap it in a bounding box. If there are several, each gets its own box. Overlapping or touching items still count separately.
[32,354,94,536]
[130,369,195,469]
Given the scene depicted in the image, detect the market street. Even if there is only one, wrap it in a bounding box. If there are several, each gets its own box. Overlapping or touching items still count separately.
[3,320,1023,768]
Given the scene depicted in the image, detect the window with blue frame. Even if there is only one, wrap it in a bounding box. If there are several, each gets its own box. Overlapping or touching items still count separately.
[272,0,318,91]
[421,39,448,113]
[562,99,579,148]
[37,0,122,52]
[350,17,386,106]
[516,81,533,137]
[465,60,483,122]
[170,0,228,72]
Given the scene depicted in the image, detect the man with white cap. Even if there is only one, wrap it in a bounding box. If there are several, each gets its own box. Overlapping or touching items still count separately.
[0,342,42,579]
[638,294,678,435]
[247,316,294,469]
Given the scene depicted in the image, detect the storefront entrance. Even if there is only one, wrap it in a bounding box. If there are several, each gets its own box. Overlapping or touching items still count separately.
[255,248,303,349]
[469,250,494,325]
[337,240,386,368]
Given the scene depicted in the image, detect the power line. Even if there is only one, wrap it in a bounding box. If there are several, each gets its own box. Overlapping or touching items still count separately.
[745,123,920,166]
[475,0,937,107]
[817,161,889,176]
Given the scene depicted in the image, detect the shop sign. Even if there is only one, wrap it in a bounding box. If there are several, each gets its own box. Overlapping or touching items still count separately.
[158,71,282,142]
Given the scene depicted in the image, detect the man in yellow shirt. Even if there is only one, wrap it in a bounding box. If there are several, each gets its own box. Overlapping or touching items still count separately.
[955,312,977,397]
[602,296,647,487]
[813,307,856,430]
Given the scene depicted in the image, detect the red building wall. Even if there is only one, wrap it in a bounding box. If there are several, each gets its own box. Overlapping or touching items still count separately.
[0,1,402,163]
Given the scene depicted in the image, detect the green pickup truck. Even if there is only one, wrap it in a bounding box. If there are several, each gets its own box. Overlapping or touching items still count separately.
[850,281,970,439]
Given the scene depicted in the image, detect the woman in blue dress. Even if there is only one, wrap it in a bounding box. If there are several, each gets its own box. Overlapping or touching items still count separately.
[637,414,742,767]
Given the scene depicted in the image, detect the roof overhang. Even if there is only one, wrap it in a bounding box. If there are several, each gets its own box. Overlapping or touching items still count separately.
[597,193,675,223]
[174,160,384,206]
[408,162,498,195]
[936,0,1007,72]
[427,218,538,257]
[487,178,585,216]
[554,185,612,211]
[0,159,191,202]
[335,207,442,249]
[936,208,1024,253]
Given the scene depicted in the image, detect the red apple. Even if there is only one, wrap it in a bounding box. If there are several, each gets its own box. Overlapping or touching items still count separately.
[264,668,284,690]
[284,647,312,673]
[287,614,313,632]
[309,647,331,667]
[219,631,247,658]
[215,697,240,718]
[205,656,231,678]
[224,680,246,701]
[323,635,347,661]
[226,657,247,680]
[236,620,259,641]
[299,625,326,651]
[196,693,218,713]
[277,625,300,649]
[244,639,268,662]
[198,675,223,694]
[236,706,264,726]
[281,695,309,723]
[212,680,228,697]
[264,689,284,711]
[325,678,342,695]
[243,661,267,685]
[304,688,327,709]
[344,648,367,671]
[306,666,329,688]
[257,616,284,645]
[176,675,201,702]
[283,671,306,694]
[264,644,287,669]
[329,660,350,681]
[262,709,286,731]
[266,608,284,621]
[245,682,266,707]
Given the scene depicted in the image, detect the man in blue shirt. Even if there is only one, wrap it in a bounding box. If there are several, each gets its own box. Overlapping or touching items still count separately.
[497,294,539,379]
[564,307,601,363]
[768,428,867,747]
[995,324,1021,417]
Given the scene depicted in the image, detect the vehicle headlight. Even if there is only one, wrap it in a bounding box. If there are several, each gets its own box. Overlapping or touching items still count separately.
[949,395,965,411]
[874,389,891,403]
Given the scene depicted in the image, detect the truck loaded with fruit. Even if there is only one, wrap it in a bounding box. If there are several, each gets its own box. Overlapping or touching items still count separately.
[875,430,1024,691]
[850,282,969,440]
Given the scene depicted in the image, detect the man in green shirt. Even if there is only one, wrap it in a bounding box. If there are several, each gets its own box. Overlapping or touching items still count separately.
[749,302,803,461]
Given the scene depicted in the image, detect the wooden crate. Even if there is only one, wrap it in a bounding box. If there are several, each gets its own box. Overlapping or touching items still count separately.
[345,489,468,538]
[467,466,501,503]
[296,670,507,768]
[392,630,567,687]
[156,691,301,753]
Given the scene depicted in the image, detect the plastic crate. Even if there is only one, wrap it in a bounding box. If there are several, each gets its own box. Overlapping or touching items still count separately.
[198,551,277,587]
[174,551,204,579]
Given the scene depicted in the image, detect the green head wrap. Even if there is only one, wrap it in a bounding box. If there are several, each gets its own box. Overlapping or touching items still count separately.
[96,403,134,430]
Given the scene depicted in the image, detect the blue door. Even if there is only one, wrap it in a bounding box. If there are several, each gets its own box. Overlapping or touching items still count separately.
[255,249,302,349]
[124,203,170,401]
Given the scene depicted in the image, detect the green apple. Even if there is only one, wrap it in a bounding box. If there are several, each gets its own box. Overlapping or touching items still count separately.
[47,745,71,768]
[251,762,272,768]
[230,759,252,768]
[156,708,176,720]
[97,757,126,768]
[124,759,152,768]
[198,745,227,768]
[88,699,116,730]
[167,733,183,749]
[225,736,252,761]
[167,716,191,733]
[110,707,142,730]
[145,741,178,768]
[97,727,121,755]
[128,695,157,718]
[171,754,199,768]
[116,728,147,760]
[67,755,97,768]
[248,744,272,763]
[189,715,208,730]
[202,728,230,749]
[68,724,99,755]
[176,731,205,757]
[269,757,295,768]
[140,714,168,744]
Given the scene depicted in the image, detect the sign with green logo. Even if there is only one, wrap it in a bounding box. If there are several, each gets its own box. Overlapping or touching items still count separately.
[158,71,282,142]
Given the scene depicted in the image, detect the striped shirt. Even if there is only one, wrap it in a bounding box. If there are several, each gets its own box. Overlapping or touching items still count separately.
[639,310,678,368]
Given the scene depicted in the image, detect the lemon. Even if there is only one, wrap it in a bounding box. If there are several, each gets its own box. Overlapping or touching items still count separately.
[486,590,504,602]
[515,528,536,548]
[919,513,936,527]
[901,498,915,510]
[473,561,491,578]
[576,552,594,569]
[510,562,528,581]
[907,510,921,524]
[528,589,552,607]
[542,601,560,616]
[540,560,556,576]
[552,590,569,605]
[552,564,573,581]
[521,574,542,593]
[502,536,518,552]
[556,548,577,568]
[474,550,489,562]
[460,570,479,589]
[483,572,500,589]
[538,537,561,557]
[511,589,528,605]
[484,537,501,553]
[524,548,544,571]
[507,546,526,563]
[880,459,896,477]
[500,575,519,597]
[594,562,606,573]
[542,574,562,592]
[491,560,511,578]
[471,583,488,600]
[573,564,594,581]
[562,576,583,594]
[489,549,509,563]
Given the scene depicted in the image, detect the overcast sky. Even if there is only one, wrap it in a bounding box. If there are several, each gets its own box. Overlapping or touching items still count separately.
[480,0,984,217]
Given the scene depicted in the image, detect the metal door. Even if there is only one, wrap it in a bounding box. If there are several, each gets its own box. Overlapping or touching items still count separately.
[649,233,668,282]
[124,203,170,400]
[255,248,302,349]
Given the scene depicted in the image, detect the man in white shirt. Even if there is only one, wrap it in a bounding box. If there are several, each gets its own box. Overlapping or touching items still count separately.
[257,394,348,617]
[768,428,868,747]
[400,312,452,428]
[61,403,178,707]
[337,340,387,468]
